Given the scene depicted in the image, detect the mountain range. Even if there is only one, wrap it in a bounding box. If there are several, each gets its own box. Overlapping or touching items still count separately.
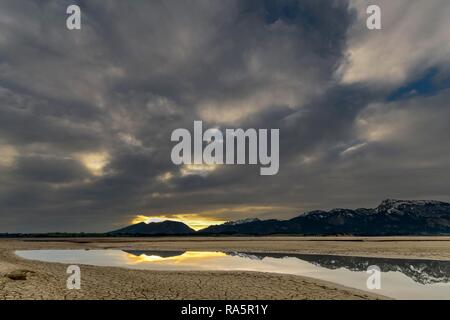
[110,199,450,236]
[110,220,194,235]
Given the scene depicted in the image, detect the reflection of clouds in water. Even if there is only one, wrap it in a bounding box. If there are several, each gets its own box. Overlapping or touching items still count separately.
[124,250,227,266]
[124,250,450,285]
[16,249,450,299]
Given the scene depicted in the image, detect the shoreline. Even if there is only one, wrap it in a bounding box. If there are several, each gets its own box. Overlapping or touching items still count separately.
[10,236,450,261]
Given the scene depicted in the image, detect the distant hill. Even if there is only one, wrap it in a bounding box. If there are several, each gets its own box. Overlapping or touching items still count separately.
[110,220,195,235]
[199,199,450,236]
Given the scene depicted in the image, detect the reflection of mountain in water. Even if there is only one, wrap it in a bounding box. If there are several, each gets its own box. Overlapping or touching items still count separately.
[228,252,450,285]
[122,249,450,285]
[123,250,186,258]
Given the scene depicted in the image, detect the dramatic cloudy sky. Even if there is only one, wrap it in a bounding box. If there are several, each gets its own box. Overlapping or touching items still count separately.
[0,0,449,232]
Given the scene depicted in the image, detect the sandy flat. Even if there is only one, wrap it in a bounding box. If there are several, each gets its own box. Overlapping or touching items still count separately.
[1,236,449,300]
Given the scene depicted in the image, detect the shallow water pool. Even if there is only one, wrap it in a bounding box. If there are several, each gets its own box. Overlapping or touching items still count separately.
[15,249,450,300]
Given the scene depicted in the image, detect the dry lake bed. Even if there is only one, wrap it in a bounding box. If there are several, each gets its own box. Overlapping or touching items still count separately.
[1,237,450,300]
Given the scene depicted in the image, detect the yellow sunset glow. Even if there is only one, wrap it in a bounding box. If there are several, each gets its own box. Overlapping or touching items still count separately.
[180,164,217,177]
[131,213,227,231]
[77,152,109,176]
[126,251,226,264]
[0,144,17,167]
[130,205,294,231]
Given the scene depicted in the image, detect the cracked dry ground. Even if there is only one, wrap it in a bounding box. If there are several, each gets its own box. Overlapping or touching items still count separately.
[0,241,384,300]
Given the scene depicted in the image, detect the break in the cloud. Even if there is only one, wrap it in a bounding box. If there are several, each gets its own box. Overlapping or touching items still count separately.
[0,0,449,232]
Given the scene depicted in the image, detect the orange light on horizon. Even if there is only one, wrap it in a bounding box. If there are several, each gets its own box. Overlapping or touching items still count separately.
[131,213,227,231]
[126,251,227,264]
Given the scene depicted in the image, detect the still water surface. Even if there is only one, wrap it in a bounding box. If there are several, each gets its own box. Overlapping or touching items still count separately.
[16,249,450,299]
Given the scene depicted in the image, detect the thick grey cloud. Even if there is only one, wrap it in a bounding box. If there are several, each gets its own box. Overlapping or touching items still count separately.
[0,0,449,232]
[341,0,450,86]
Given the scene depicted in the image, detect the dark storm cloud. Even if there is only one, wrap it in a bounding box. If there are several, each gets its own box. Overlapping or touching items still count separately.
[0,91,103,151]
[0,0,449,232]
[12,155,89,183]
